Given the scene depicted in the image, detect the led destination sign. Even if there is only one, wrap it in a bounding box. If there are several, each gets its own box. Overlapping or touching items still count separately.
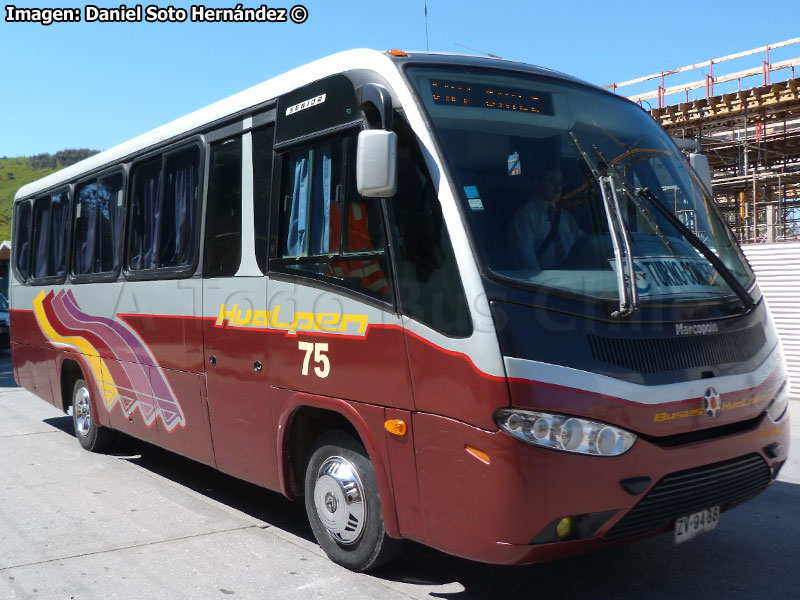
[430,79,554,115]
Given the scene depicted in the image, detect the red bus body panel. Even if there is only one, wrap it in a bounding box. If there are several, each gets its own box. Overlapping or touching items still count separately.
[10,299,791,564]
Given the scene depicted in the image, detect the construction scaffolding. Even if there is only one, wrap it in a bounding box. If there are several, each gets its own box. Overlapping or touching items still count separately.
[606,38,800,243]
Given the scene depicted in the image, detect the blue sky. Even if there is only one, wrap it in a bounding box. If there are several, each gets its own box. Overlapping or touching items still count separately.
[2,0,799,156]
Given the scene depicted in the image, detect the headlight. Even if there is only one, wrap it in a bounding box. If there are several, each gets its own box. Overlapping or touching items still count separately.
[767,383,790,422]
[495,408,636,457]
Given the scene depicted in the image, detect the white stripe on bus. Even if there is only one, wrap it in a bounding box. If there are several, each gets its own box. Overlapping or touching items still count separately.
[504,342,783,405]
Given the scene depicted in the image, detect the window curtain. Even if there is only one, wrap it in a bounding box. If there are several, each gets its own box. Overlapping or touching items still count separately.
[102,175,123,273]
[309,145,332,255]
[48,191,69,277]
[160,149,197,267]
[131,162,161,270]
[33,198,51,278]
[287,150,310,257]
[286,144,332,257]
[15,203,31,280]
[75,183,98,275]
[73,175,122,275]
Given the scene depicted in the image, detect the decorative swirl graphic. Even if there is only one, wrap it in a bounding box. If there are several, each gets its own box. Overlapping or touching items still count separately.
[33,290,185,431]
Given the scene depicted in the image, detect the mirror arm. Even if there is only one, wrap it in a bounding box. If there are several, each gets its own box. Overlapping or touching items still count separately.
[357,83,393,131]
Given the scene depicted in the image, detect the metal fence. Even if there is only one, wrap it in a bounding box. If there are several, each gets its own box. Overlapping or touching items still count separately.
[742,242,800,398]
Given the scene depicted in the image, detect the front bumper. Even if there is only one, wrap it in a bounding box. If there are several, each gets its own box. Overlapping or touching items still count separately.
[411,407,790,565]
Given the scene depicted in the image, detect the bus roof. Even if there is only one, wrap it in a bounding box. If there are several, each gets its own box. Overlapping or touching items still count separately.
[14,49,595,201]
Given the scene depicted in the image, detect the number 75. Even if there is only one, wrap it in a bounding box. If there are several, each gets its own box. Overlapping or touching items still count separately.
[298,341,330,378]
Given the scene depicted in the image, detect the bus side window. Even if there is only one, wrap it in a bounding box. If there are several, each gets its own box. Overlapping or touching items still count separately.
[274,136,390,302]
[13,201,32,283]
[160,147,200,268]
[252,124,275,274]
[343,146,386,255]
[129,145,201,272]
[387,122,472,337]
[73,172,124,277]
[129,159,162,271]
[333,139,389,298]
[31,189,69,281]
[204,137,242,278]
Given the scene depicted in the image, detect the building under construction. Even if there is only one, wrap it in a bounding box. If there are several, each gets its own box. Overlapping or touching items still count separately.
[607,38,800,244]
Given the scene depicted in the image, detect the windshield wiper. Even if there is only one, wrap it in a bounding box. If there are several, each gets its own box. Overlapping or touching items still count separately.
[569,132,638,318]
[635,186,754,311]
[587,143,754,312]
[589,146,673,252]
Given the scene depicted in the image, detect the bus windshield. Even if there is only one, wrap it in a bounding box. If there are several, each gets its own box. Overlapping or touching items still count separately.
[405,66,754,302]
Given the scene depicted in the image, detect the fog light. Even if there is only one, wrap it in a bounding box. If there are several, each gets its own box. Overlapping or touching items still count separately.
[556,516,575,540]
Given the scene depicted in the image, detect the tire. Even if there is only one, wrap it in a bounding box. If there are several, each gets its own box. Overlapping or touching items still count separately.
[72,378,115,452]
[304,431,403,571]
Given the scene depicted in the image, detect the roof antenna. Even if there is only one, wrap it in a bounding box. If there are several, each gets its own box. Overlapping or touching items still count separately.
[424,1,429,51]
[454,43,502,59]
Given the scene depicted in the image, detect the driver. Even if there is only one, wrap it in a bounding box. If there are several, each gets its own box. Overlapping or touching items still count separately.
[509,166,582,272]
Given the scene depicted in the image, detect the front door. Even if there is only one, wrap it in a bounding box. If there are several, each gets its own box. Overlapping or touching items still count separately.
[202,121,278,488]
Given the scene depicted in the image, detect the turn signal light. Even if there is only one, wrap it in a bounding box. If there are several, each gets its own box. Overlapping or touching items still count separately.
[384,419,407,436]
[465,445,491,464]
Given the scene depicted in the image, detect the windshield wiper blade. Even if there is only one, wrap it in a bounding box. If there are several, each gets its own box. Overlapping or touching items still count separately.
[602,174,639,318]
[589,145,673,252]
[569,132,637,318]
[590,139,753,311]
[571,132,752,314]
[636,187,754,311]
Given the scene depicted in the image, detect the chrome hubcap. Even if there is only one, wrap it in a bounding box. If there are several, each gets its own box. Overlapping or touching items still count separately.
[74,387,91,437]
[313,456,366,545]
[325,493,338,513]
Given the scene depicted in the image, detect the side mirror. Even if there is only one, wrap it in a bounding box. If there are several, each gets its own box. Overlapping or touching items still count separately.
[688,153,713,195]
[356,129,397,198]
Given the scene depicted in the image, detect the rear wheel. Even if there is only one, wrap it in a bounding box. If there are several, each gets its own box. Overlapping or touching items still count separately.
[72,378,115,452]
[304,431,402,571]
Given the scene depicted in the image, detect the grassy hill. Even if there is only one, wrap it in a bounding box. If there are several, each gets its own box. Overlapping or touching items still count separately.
[0,150,99,241]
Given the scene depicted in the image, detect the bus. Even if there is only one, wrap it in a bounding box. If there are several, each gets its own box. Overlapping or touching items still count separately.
[10,49,790,571]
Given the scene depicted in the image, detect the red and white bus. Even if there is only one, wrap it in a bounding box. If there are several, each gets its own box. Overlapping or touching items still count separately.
[10,49,790,571]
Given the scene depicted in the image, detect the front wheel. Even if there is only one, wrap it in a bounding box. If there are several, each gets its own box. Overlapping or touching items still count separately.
[72,378,115,452]
[304,431,402,571]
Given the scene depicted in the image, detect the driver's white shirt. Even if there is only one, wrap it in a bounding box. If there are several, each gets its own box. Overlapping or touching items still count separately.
[509,199,582,272]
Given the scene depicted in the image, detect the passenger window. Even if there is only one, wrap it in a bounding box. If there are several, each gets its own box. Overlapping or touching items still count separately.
[160,148,200,267]
[129,145,200,272]
[204,137,242,277]
[274,136,390,301]
[252,124,275,274]
[345,194,385,253]
[73,172,124,277]
[13,201,32,282]
[387,119,472,337]
[129,159,161,271]
[32,189,70,280]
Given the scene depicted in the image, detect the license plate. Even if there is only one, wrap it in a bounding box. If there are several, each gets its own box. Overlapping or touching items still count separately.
[674,506,720,544]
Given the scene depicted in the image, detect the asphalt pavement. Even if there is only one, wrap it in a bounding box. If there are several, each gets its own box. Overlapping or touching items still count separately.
[1,350,798,600]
